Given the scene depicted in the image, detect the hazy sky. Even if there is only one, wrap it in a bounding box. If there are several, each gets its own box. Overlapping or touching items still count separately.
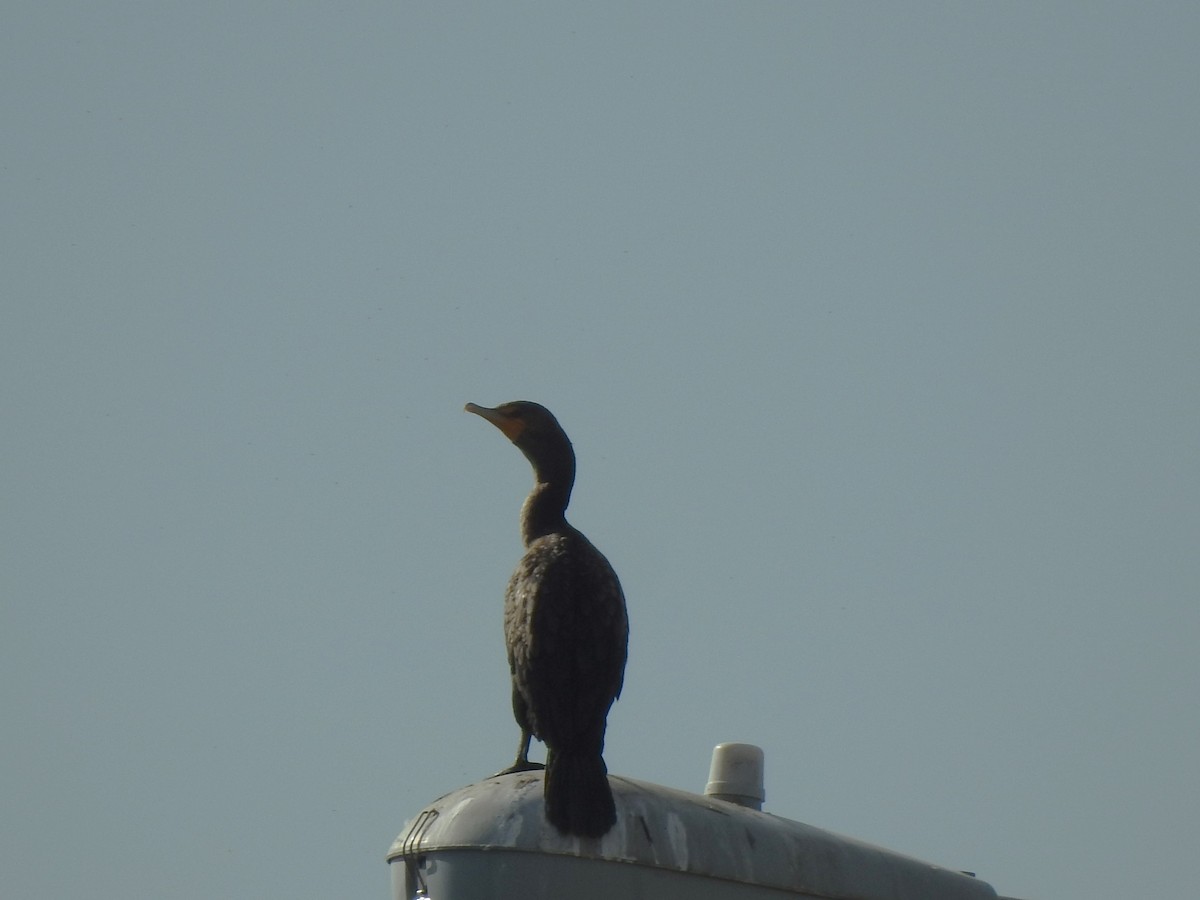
[3,4,1197,899]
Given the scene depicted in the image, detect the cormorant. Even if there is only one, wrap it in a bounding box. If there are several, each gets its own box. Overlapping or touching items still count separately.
[466,401,629,838]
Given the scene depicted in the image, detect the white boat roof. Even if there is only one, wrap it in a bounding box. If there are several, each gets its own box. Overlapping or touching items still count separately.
[388,771,999,899]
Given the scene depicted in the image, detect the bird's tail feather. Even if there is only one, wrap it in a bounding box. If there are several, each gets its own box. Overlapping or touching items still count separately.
[544,750,616,838]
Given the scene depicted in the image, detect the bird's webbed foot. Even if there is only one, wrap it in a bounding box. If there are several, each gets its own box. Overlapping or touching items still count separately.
[492,759,546,776]
[491,728,544,776]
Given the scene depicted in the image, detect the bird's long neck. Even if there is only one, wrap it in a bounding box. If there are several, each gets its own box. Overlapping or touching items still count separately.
[519,450,575,545]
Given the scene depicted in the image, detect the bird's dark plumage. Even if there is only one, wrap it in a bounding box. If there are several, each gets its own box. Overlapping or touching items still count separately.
[466,401,629,838]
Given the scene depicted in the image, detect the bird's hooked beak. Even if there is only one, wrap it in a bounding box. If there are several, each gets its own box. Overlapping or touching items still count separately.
[465,402,527,442]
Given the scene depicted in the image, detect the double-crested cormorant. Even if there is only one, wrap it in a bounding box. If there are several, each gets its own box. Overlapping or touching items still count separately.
[466,401,629,838]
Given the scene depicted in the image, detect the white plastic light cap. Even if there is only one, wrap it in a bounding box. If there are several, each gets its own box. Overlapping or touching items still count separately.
[704,742,765,810]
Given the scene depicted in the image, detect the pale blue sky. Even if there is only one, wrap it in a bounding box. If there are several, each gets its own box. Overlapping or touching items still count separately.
[3,4,1197,899]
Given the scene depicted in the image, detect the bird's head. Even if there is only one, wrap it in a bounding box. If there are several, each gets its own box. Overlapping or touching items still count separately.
[465,401,575,479]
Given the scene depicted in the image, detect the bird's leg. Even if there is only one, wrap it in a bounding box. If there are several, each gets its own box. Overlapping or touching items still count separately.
[493,728,544,775]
